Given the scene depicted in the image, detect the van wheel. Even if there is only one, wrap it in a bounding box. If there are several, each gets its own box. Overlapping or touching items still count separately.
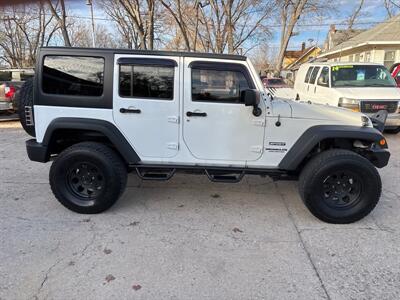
[295,94,300,101]
[49,142,127,214]
[299,149,381,224]
[17,77,35,137]
[384,127,400,134]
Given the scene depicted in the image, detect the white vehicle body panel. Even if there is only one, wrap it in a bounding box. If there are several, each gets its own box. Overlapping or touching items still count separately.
[182,57,265,162]
[112,54,180,159]
[34,106,115,143]
[34,55,369,170]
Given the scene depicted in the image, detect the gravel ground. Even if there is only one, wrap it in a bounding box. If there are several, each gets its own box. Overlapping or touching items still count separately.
[0,123,399,300]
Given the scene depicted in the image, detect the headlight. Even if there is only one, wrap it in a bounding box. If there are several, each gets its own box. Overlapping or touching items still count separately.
[361,115,372,127]
[338,97,360,112]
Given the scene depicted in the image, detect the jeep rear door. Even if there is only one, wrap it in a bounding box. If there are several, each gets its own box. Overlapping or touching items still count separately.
[113,55,180,158]
[182,59,265,162]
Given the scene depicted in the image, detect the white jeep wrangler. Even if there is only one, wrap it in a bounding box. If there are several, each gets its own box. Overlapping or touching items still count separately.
[20,47,390,223]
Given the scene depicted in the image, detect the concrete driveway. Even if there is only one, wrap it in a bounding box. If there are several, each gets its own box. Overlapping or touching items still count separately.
[0,123,399,300]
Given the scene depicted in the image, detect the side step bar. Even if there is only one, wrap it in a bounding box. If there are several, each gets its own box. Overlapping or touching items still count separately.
[136,167,176,180]
[205,169,245,183]
[129,164,297,182]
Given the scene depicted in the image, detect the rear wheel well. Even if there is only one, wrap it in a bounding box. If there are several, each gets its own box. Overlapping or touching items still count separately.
[47,129,126,163]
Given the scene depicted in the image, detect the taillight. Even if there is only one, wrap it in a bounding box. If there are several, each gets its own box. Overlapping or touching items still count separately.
[5,85,15,100]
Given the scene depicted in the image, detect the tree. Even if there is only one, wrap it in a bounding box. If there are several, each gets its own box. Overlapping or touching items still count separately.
[383,0,400,18]
[160,0,192,51]
[162,0,273,54]
[46,0,71,47]
[68,21,119,48]
[275,0,333,75]
[0,4,57,67]
[100,0,156,50]
[346,0,365,30]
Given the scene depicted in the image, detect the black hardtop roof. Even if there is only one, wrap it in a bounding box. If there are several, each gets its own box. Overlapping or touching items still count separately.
[39,47,247,61]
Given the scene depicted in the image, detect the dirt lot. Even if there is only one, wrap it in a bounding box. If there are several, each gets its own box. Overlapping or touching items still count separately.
[0,122,399,300]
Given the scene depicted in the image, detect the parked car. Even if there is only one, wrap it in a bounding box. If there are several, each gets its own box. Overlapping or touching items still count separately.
[0,68,34,113]
[20,47,390,223]
[390,63,400,87]
[294,62,400,133]
[261,77,288,89]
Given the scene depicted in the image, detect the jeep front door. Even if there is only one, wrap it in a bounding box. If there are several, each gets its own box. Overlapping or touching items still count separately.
[183,59,265,162]
[113,55,180,159]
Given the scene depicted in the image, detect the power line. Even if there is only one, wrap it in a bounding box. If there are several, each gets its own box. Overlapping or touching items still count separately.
[3,10,400,28]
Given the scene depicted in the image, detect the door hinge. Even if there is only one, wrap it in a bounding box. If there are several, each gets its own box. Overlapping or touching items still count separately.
[167,143,179,150]
[250,146,263,153]
[168,116,179,124]
[252,119,265,127]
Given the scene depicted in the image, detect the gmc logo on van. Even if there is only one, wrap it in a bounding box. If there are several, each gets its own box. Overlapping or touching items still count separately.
[371,104,387,110]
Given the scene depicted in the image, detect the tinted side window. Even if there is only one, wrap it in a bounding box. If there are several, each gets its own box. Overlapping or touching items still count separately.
[304,67,314,83]
[317,67,330,86]
[119,65,174,100]
[43,56,104,96]
[192,69,250,103]
[309,67,320,84]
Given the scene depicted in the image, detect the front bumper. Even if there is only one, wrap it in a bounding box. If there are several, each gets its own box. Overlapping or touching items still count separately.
[365,148,390,168]
[366,112,400,128]
[385,113,400,128]
[0,101,13,111]
[26,139,49,162]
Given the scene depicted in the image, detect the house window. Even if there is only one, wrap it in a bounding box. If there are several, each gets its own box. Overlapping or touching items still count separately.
[384,50,396,69]
[365,52,371,62]
[355,54,360,62]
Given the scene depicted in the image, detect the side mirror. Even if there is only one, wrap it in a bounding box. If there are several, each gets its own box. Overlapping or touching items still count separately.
[241,89,262,117]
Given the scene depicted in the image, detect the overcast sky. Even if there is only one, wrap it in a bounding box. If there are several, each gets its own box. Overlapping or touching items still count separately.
[67,0,393,52]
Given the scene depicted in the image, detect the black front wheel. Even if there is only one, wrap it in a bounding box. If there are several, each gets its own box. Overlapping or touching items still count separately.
[299,149,382,223]
[50,142,127,214]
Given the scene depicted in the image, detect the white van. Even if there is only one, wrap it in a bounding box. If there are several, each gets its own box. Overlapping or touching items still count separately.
[294,62,400,132]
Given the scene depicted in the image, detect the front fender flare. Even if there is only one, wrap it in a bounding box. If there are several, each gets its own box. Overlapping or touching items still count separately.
[279,125,388,170]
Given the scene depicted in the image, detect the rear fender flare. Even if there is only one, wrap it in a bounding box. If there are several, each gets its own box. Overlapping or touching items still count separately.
[43,117,141,164]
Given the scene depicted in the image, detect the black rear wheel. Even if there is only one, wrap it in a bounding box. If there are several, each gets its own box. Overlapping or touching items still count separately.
[50,142,127,214]
[299,149,381,223]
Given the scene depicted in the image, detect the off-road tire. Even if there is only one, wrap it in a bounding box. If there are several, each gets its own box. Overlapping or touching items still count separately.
[17,77,35,137]
[299,149,381,224]
[49,142,127,214]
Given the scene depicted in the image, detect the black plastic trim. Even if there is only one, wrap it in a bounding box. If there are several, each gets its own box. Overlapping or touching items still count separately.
[365,148,390,168]
[35,49,114,109]
[117,57,177,67]
[26,139,49,162]
[128,163,297,180]
[42,118,141,164]
[279,125,389,170]
[40,46,247,61]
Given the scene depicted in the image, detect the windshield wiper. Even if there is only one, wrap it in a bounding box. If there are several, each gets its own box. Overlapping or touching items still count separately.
[367,84,394,87]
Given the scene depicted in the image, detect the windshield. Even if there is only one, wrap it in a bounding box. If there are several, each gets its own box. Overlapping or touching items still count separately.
[331,65,396,87]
